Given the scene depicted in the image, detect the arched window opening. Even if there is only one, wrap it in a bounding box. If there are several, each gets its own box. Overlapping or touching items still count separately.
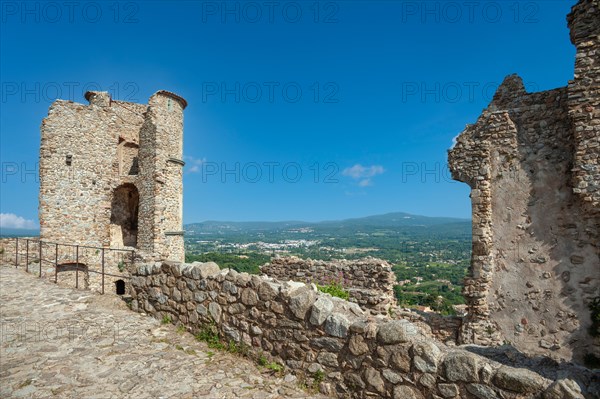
[110,183,139,248]
[115,279,125,295]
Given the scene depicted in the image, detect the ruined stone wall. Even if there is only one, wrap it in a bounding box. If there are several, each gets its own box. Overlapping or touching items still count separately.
[39,90,186,264]
[129,261,599,398]
[568,0,600,213]
[448,0,600,364]
[260,256,397,315]
[39,93,121,248]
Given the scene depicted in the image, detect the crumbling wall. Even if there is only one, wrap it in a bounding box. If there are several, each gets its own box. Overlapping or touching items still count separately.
[260,256,397,315]
[39,93,122,248]
[448,0,600,364]
[568,0,600,213]
[129,261,599,398]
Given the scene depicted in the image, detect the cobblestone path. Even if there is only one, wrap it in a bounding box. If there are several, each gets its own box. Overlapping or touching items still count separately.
[0,265,322,398]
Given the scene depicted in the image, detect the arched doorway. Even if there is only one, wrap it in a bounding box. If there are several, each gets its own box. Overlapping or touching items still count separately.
[56,262,89,289]
[110,184,139,248]
[115,279,125,295]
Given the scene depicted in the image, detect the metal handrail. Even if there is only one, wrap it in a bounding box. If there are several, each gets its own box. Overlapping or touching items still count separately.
[3,237,135,295]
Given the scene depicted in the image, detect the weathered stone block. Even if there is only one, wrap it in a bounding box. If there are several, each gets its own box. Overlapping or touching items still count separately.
[324,313,350,338]
[241,288,258,306]
[443,352,480,383]
[208,302,222,322]
[289,287,317,320]
[310,297,334,326]
[377,320,417,345]
[393,385,424,399]
[349,334,369,356]
[493,365,548,394]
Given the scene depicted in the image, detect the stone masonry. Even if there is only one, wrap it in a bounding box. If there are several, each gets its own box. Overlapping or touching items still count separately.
[448,0,599,364]
[260,256,397,315]
[0,265,322,399]
[39,90,187,284]
[130,261,600,398]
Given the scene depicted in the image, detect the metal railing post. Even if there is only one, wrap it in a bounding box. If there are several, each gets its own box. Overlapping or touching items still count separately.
[25,239,29,269]
[55,243,58,283]
[15,237,18,267]
[39,241,42,277]
[101,248,105,295]
[75,245,79,289]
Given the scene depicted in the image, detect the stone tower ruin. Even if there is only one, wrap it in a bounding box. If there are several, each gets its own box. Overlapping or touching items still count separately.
[449,0,599,363]
[39,90,187,263]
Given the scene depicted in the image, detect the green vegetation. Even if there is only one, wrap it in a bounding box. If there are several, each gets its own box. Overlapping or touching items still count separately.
[185,252,270,274]
[177,324,186,334]
[194,321,248,354]
[258,354,268,366]
[393,261,467,314]
[312,369,325,388]
[258,354,284,373]
[298,368,326,393]
[184,216,472,315]
[317,282,350,300]
[161,314,172,324]
[117,260,125,273]
[266,362,284,372]
[227,340,249,356]
[194,322,224,350]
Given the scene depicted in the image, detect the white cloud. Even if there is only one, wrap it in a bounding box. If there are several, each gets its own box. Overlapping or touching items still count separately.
[342,164,385,186]
[450,134,460,149]
[184,156,207,173]
[0,213,37,229]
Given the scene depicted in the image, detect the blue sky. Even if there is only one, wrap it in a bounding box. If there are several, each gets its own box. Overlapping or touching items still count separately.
[0,0,577,226]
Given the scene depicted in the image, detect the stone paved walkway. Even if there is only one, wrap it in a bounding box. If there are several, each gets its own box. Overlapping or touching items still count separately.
[0,265,322,398]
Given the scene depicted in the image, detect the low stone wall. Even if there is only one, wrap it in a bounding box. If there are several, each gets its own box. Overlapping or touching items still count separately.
[129,261,598,399]
[260,256,397,315]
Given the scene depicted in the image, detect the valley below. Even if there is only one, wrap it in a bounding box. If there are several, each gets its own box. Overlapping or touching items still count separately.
[184,212,472,314]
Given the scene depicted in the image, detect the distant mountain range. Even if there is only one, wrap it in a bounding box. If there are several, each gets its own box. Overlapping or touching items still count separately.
[0,212,470,238]
[0,228,40,237]
[185,212,470,233]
